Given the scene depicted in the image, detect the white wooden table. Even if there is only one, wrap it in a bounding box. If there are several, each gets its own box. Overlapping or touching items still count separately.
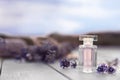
[0,60,68,80]
[0,47,120,80]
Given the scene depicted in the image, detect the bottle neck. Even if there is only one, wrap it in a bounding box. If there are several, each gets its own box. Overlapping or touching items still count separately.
[83,38,94,46]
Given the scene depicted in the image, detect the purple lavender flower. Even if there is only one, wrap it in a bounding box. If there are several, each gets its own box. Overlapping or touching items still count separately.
[107,66,116,74]
[97,64,108,73]
[60,59,70,69]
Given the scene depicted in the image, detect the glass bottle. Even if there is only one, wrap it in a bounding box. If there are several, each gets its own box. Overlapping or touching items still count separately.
[79,35,97,73]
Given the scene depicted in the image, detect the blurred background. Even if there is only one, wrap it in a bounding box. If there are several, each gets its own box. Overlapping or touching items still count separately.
[0,0,120,59]
[0,0,119,35]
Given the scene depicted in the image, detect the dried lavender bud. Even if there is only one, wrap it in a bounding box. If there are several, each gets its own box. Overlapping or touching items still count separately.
[107,66,116,74]
[60,59,70,69]
[70,60,77,68]
[100,64,108,72]
[97,64,107,73]
[44,50,56,63]
[97,66,105,73]
[14,55,22,61]
[36,40,58,63]
[21,48,29,58]
[24,53,34,62]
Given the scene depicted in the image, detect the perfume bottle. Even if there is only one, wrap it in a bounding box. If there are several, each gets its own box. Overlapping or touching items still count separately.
[79,35,97,73]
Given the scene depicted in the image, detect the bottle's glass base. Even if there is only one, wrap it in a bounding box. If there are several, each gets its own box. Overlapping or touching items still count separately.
[83,68,93,73]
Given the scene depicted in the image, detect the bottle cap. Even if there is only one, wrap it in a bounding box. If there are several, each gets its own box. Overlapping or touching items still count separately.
[79,35,97,41]
[79,35,97,46]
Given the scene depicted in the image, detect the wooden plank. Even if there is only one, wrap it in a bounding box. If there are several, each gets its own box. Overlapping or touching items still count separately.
[0,60,68,80]
[0,58,3,76]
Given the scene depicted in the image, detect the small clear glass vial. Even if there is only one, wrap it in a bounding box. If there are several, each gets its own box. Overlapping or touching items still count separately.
[79,35,97,73]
